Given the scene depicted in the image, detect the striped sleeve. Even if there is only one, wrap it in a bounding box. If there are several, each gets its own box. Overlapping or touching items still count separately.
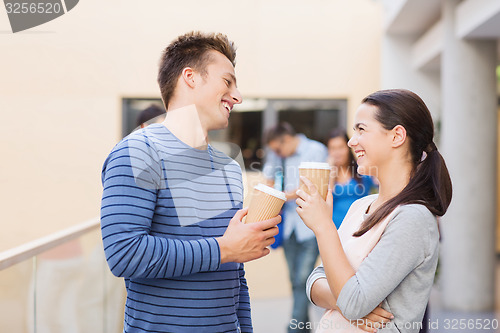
[237,264,253,332]
[100,136,221,279]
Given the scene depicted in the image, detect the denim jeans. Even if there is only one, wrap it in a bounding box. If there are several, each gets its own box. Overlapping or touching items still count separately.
[283,232,319,333]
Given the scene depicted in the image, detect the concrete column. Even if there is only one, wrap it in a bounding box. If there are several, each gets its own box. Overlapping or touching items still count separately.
[440,0,498,312]
[381,35,441,122]
[262,100,278,138]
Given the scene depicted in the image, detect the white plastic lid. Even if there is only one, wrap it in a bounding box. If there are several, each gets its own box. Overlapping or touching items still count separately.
[254,183,286,201]
[298,162,332,170]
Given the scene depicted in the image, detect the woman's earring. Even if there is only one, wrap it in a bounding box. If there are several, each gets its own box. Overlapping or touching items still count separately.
[420,151,427,162]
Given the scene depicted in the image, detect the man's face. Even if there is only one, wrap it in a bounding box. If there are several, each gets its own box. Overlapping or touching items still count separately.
[268,135,295,158]
[193,50,242,131]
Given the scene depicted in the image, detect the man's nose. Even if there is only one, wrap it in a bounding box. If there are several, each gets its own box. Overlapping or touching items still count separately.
[231,88,242,105]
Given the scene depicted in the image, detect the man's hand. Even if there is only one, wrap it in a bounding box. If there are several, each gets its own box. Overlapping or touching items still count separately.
[285,189,298,201]
[217,208,281,264]
[348,304,394,332]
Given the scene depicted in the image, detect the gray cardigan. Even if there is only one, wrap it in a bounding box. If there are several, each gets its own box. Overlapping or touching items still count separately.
[306,202,439,333]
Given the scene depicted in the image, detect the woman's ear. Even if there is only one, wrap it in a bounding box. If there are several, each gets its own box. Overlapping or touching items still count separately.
[391,125,407,148]
[181,67,196,88]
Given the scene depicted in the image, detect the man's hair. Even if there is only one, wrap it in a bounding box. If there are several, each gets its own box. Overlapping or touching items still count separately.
[264,122,296,144]
[136,104,166,127]
[157,31,237,108]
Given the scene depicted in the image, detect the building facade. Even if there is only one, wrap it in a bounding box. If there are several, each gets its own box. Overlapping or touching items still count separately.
[381,0,500,312]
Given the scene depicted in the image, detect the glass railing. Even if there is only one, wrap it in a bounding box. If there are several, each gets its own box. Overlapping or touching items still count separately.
[0,218,126,333]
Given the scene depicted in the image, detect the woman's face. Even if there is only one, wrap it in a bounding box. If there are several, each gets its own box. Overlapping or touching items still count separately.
[327,137,350,167]
[348,103,392,177]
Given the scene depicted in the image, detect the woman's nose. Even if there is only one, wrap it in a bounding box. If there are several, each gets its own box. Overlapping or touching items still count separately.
[347,136,356,148]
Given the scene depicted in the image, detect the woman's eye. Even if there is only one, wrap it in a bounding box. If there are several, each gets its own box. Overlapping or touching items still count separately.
[224,79,231,87]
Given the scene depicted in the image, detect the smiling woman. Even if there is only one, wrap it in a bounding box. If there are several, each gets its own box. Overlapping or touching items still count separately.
[296,89,452,333]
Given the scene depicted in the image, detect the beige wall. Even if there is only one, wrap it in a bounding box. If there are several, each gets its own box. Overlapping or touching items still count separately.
[0,0,381,251]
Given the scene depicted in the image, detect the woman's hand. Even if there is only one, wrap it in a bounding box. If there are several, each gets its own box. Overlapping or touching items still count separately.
[295,176,334,234]
[349,304,394,333]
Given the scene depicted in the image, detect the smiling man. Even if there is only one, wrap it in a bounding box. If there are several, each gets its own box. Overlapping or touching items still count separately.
[100,32,281,333]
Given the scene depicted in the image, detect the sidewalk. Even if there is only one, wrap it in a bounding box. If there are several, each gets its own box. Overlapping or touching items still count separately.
[245,248,292,333]
[424,276,500,333]
[245,248,322,333]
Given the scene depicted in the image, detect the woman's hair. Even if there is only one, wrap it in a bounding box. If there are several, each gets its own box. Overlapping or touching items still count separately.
[327,128,362,184]
[353,89,452,237]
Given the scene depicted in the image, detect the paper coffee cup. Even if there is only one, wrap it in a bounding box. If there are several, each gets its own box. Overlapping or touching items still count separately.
[245,183,286,224]
[298,162,332,200]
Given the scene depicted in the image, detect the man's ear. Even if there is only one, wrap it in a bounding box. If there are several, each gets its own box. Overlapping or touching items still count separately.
[181,67,196,88]
[391,125,407,148]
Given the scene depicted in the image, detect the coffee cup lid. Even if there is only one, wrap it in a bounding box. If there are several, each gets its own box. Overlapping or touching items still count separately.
[298,162,331,170]
[254,183,286,201]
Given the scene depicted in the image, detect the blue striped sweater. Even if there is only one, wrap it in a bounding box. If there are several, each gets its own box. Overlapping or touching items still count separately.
[100,124,251,332]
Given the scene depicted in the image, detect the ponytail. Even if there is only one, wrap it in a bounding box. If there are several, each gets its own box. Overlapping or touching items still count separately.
[423,148,453,215]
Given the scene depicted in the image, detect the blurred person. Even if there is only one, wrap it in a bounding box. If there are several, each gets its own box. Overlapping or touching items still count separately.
[298,89,452,333]
[101,31,281,333]
[327,128,377,229]
[262,122,328,333]
[136,103,166,128]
